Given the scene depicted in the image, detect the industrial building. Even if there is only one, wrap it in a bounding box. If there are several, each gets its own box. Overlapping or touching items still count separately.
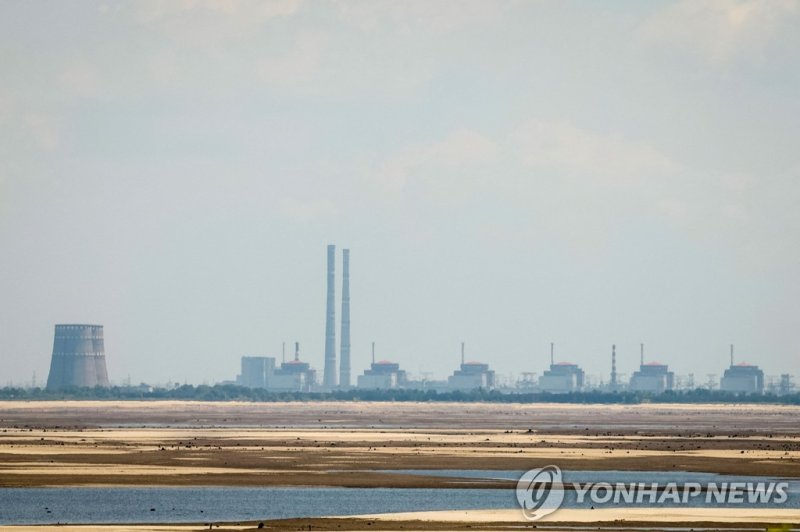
[447,343,495,391]
[357,343,407,389]
[237,356,274,388]
[46,324,110,389]
[539,362,585,393]
[629,362,674,393]
[271,342,317,392]
[627,345,674,394]
[721,364,764,394]
[537,343,585,393]
[719,345,764,394]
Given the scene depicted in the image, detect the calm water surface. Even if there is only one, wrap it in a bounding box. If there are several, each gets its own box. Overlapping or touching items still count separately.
[1,470,797,525]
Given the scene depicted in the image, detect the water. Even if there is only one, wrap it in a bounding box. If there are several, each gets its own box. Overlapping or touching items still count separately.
[389,469,800,506]
[0,487,514,525]
[1,470,797,525]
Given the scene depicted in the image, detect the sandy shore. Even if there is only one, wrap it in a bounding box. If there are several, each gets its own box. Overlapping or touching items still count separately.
[3,402,799,530]
[357,507,800,523]
[5,508,800,531]
[2,425,799,487]
[3,400,800,433]
[2,402,800,487]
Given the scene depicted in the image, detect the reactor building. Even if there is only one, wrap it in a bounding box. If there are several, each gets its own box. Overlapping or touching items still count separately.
[46,324,110,389]
[237,343,317,392]
[447,343,495,391]
[628,345,674,393]
[720,346,764,394]
[271,342,317,392]
[357,342,407,389]
[538,345,584,393]
[629,362,675,393]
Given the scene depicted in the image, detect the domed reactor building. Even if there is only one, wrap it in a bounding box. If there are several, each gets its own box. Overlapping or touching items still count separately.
[46,324,110,389]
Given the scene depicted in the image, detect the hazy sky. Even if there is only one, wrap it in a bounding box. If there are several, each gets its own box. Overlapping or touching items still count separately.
[1,0,799,387]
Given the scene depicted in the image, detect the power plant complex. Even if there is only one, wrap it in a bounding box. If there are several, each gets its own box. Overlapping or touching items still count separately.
[41,245,793,396]
[230,244,792,396]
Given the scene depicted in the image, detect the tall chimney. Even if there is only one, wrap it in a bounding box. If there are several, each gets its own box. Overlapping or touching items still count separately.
[339,249,351,388]
[611,344,617,390]
[640,343,644,367]
[550,342,554,366]
[323,244,337,388]
[295,341,300,362]
[461,342,465,365]
[371,341,375,365]
[730,344,734,367]
[282,341,285,364]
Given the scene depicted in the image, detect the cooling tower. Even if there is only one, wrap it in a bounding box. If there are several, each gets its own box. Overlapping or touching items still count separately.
[46,324,110,389]
[339,248,351,388]
[323,244,337,387]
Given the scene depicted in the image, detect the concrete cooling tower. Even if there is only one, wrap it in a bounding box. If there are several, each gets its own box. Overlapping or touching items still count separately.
[46,324,110,389]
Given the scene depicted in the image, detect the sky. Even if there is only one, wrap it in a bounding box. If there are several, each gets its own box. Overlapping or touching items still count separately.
[1,0,799,387]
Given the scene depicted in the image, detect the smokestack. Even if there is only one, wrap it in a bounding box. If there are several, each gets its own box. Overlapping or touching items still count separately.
[730,344,734,367]
[371,341,375,365]
[550,342,554,366]
[46,324,110,389]
[461,342,465,365]
[282,342,286,364]
[323,244,337,388]
[295,341,300,362]
[339,249,351,388]
[640,343,644,367]
[611,344,617,390]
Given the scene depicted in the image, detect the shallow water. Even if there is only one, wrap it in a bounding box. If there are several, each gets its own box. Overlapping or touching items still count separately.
[1,470,797,525]
[0,487,513,525]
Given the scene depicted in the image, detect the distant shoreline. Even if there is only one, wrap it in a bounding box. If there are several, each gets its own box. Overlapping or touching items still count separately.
[1,384,799,405]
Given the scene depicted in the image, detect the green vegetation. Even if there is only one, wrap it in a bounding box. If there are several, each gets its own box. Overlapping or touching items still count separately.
[0,384,798,404]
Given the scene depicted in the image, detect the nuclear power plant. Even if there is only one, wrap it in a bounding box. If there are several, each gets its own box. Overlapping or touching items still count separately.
[229,245,796,395]
[45,324,110,389]
[29,246,794,395]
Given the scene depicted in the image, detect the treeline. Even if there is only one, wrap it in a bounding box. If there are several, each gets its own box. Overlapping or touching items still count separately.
[0,384,799,404]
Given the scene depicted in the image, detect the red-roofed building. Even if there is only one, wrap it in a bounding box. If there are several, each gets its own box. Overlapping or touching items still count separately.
[270,342,317,392]
[721,362,764,394]
[448,360,495,391]
[629,362,674,393]
[539,361,584,393]
[357,359,407,389]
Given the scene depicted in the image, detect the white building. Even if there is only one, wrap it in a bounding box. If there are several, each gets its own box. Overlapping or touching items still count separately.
[538,362,584,393]
[720,363,764,394]
[237,356,274,388]
[448,361,495,391]
[629,362,674,394]
[357,360,407,390]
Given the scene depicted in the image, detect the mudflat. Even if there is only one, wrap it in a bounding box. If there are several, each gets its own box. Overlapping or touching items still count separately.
[2,400,800,433]
[1,401,799,487]
[2,401,799,530]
